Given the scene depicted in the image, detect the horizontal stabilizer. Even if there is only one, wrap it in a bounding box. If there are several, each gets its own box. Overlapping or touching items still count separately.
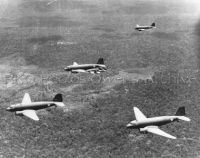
[177,116,191,122]
[54,102,65,107]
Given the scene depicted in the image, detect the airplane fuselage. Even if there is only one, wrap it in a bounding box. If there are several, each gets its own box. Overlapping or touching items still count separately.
[135,26,155,31]
[65,64,107,72]
[7,101,58,112]
[127,116,179,129]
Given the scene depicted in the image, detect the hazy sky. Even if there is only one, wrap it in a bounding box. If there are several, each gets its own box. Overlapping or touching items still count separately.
[0,0,200,16]
[0,0,200,34]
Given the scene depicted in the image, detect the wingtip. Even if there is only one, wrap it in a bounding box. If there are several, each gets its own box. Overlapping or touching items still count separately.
[186,118,191,122]
[133,107,139,111]
[171,136,177,139]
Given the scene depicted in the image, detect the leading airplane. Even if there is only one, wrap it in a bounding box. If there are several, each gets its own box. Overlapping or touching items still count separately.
[135,22,156,31]
[64,58,107,74]
[126,107,190,139]
[6,93,65,121]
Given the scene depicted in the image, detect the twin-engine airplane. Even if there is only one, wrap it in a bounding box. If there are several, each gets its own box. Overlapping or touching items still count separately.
[135,22,156,31]
[6,93,65,121]
[127,107,190,139]
[64,58,107,74]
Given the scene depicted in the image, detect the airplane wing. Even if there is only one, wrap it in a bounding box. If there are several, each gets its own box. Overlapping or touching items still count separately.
[133,107,147,121]
[72,68,102,74]
[71,69,86,73]
[145,126,176,139]
[86,68,100,74]
[22,110,39,121]
[22,93,31,104]
[89,71,95,74]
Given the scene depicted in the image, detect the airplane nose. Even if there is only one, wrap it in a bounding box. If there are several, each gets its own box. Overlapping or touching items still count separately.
[64,67,69,71]
[126,123,132,128]
[6,107,11,111]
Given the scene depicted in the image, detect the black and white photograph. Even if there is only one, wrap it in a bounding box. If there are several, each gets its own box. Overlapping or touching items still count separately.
[0,0,200,157]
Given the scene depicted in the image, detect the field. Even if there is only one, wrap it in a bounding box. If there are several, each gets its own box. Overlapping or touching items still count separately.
[0,0,200,157]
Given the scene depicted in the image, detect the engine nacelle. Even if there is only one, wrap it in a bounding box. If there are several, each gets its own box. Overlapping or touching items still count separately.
[139,127,148,134]
[15,111,24,116]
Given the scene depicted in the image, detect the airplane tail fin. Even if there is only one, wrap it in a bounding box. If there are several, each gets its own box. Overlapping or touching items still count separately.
[151,22,155,27]
[97,58,104,64]
[53,94,63,102]
[175,106,191,121]
[175,106,185,116]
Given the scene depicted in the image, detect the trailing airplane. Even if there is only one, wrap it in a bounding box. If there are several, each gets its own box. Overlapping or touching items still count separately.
[126,106,190,139]
[47,0,58,5]
[135,22,156,31]
[6,93,65,121]
[64,58,107,74]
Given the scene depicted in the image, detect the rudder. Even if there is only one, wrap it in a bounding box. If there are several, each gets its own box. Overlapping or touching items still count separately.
[175,106,185,116]
[97,58,104,64]
[53,94,63,102]
[151,23,155,27]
